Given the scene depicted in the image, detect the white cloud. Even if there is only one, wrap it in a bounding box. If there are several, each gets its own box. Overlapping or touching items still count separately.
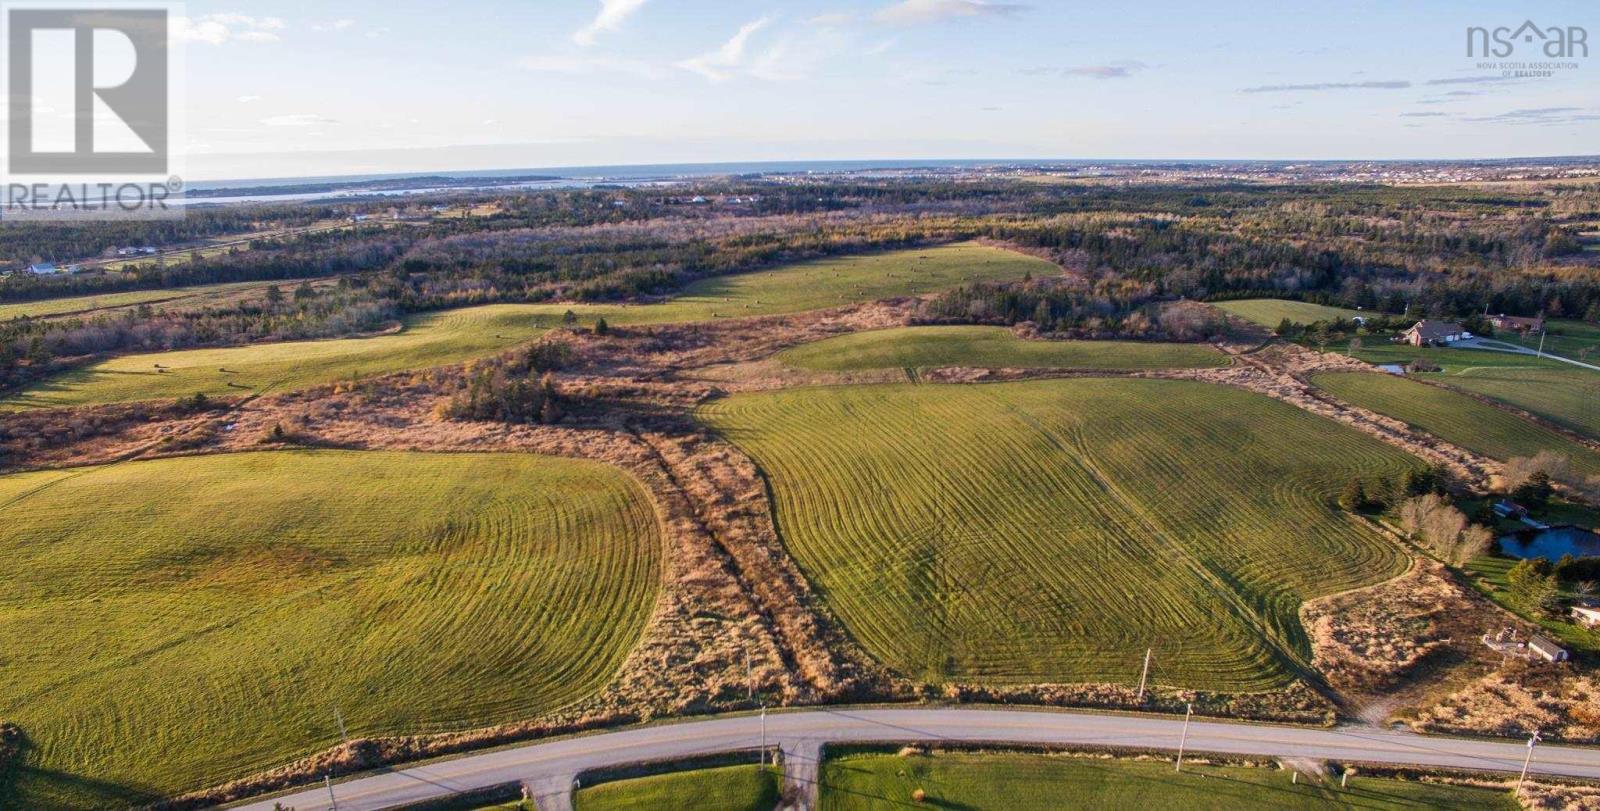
[312,19,357,33]
[237,94,262,103]
[261,113,338,127]
[516,54,661,79]
[174,14,285,45]
[865,38,897,56]
[1062,61,1148,79]
[573,0,649,47]
[809,12,857,27]
[875,0,1027,25]
[678,17,771,82]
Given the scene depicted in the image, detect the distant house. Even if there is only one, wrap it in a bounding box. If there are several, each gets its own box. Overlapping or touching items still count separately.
[1400,320,1470,347]
[1529,635,1569,663]
[115,246,158,257]
[26,262,69,275]
[1573,606,1600,629]
[1489,314,1544,334]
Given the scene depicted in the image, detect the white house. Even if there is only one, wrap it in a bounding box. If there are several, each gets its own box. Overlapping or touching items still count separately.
[1573,605,1600,629]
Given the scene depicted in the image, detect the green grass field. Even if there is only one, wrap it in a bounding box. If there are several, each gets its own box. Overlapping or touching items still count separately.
[699,379,1416,690]
[1424,366,1600,441]
[1212,299,1370,328]
[777,326,1227,371]
[0,450,662,809]
[3,243,1054,410]
[575,764,781,811]
[0,280,279,321]
[819,752,1517,810]
[1339,341,1600,439]
[1312,372,1600,479]
[1493,318,1600,361]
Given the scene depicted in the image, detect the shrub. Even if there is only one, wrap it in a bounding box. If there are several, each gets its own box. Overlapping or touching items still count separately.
[1506,558,1562,616]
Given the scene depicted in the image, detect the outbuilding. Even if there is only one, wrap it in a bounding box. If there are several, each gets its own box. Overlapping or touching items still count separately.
[1529,635,1569,663]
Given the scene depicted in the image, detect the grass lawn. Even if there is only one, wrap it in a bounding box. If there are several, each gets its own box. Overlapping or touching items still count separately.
[1312,372,1600,479]
[0,450,662,809]
[3,243,1054,410]
[1463,556,1600,658]
[575,764,781,811]
[1493,318,1600,362]
[819,752,1517,811]
[699,379,1416,690]
[1212,299,1370,328]
[776,326,1227,372]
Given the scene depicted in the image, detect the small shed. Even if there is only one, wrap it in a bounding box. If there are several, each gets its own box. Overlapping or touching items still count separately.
[1529,635,1569,663]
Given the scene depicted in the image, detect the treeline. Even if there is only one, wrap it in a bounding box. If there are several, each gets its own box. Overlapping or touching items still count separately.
[917,280,1230,341]
[0,204,329,268]
[0,278,397,390]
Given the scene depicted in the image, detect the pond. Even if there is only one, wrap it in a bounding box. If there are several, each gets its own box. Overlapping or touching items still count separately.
[1499,525,1600,561]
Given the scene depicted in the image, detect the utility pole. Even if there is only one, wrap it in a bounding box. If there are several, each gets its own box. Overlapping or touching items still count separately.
[1517,730,1541,794]
[1175,702,1193,772]
[324,775,339,811]
[1536,328,1548,359]
[334,707,348,744]
[1136,648,1152,703]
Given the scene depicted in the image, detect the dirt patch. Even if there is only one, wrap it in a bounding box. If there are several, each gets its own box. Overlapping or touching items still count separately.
[937,681,1335,726]
[1522,782,1600,810]
[1300,558,1532,725]
[1413,664,1600,744]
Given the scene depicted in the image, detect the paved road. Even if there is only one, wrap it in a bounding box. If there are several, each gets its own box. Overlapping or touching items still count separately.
[231,707,1600,811]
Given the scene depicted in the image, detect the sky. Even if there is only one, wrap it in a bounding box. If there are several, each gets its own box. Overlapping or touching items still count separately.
[168,0,1600,179]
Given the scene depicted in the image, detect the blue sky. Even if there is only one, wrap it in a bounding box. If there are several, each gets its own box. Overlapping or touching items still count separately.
[176,0,1600,179]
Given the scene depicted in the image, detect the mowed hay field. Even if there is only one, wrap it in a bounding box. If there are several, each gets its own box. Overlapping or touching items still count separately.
[0,280,284,321]
[777,326,1227,372]
[3,243,1053,410]
[1428,366,1600,441]
[1342,343,1600,440]
[0,450,662,809]
[1313,372,1600,479]
[1212,299,1369,327]
[819,752,1517,811]
[4,304,551,410]
[700,379,1416,689]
